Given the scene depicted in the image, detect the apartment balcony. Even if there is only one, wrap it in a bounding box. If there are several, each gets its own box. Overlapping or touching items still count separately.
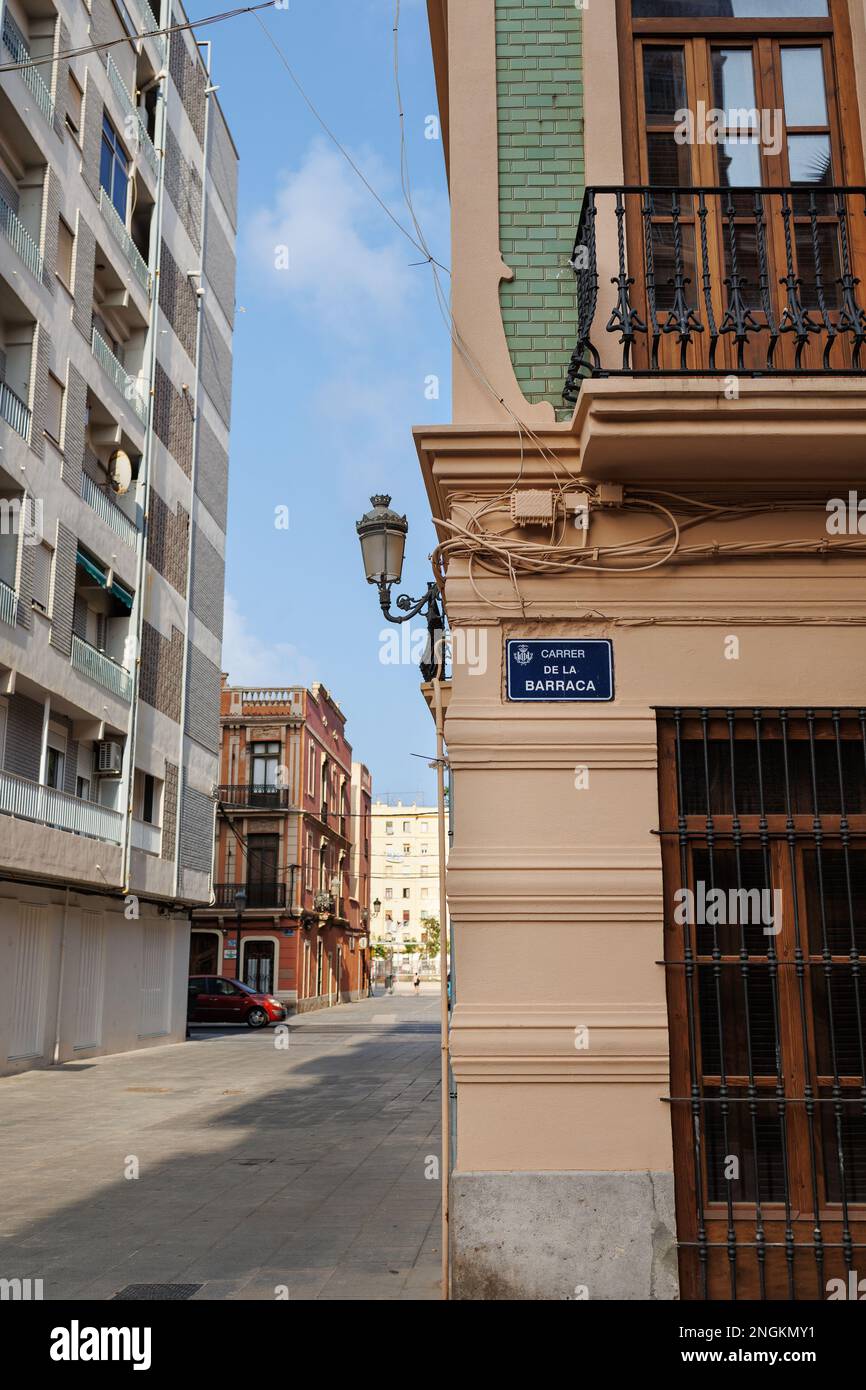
[565,185,866,484]
[133,0,166,58]
[131,817,161,855]
[214,882,287,910]
[0,577,17,627]
[0,768,123,844]
[217,784,289,809]
[71,634,133,702]
[0,379,31,441]
[1,11,54,126]
[105,57,159,181]
[80,471,139,549]
[0,192,43,282]
[91,327,148,426]
[98,189,151,298]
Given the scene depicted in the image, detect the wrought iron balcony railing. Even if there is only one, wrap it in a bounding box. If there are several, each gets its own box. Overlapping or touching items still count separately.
[217,784,289,809]
[564,185,866,402]
[214,881,287,909]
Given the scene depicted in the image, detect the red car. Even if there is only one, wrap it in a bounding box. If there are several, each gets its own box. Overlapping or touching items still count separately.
[188,975,287,1029]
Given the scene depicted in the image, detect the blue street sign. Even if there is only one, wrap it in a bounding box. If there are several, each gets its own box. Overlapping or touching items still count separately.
[506,638,614,702]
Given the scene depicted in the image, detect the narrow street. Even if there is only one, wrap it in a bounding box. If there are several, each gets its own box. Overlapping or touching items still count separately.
[0,989,442,1301]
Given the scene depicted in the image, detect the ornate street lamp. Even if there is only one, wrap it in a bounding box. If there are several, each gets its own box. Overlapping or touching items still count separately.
[372,897,381,917]
[356,494,445,682]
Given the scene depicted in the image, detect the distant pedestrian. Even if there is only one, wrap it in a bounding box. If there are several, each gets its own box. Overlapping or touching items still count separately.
[413,972,420,995]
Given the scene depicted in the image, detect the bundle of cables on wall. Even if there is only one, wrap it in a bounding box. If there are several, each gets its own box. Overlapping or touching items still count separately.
[429,486,866,597]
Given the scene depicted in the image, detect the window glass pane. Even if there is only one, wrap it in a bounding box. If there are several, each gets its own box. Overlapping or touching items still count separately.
[788,132,832,185]
[643,47,687,126]
[634,1,827,16]
[712,48,756,117]
[781,46,828,126]
[647,132,693,186]
[717,139,762,187]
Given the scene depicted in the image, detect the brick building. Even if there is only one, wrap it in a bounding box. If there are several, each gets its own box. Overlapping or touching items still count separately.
[191,680,372,1011]
[0,0,236,1073]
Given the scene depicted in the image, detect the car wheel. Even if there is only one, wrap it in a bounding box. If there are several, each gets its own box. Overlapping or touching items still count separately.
[247,1007,269,1029]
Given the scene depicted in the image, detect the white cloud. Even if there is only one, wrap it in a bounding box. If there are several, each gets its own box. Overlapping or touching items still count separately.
[221,593,319,688]
[244,139,419,335]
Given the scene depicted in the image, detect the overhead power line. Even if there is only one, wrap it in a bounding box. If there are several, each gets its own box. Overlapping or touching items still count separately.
[0,2,275,73]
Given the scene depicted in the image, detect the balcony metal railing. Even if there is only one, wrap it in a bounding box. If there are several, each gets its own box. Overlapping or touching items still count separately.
[0,193,43,281]
[135,0,166,57]
[0,577,17,627]
[131,817,161,854]
[72,634,133,701]
[106,56,159,179]
[80,470,139,549]
[217,785,290,809]
[214,882,287,909]
[0,768,123,843]
[98,188,151,296]
[564,184,866,402]
[0,379,32,440]
[1,13,55,125]
[91,327,148,425]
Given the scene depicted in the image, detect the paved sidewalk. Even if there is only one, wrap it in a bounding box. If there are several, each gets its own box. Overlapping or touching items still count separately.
[0,990,442,1301]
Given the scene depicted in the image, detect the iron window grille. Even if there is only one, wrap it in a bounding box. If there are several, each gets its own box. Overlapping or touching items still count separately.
[658,707,866,1300]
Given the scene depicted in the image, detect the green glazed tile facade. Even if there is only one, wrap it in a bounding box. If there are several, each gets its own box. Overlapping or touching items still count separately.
[496,0,584,412]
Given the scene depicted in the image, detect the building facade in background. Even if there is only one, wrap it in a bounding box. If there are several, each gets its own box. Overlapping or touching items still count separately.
[369,799,447,976]
[0,0,236,1072]
[420,0,866,1299]
[191,680,371,1011]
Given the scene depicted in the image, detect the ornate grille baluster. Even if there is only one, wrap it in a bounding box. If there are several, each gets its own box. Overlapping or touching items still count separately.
[697,190,719,370]
[564,190,600,402]
[755,190,779,370]
[662,191,703,369]
[606,188,646,371]
[719,191,761,369]
[643,189,661,372]
[778,191,820,368]
[834,192,866,368]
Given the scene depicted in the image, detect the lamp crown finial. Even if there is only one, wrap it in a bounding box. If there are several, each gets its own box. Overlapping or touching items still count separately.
[371,493,391,508]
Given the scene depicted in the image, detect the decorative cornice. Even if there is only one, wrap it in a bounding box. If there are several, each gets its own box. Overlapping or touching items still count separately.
[450,1002,670,1084]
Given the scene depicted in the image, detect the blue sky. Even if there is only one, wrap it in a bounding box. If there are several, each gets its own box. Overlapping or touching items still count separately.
[193,0,450,801]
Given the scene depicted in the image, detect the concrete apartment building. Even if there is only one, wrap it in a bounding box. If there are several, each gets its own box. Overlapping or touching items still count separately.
[0,0,236,1072]
[191,681,372,1011]
[369,800,447,972]
[419,0,866,1300]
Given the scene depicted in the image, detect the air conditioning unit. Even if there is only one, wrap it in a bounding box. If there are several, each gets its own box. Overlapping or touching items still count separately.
[95,740,123,775]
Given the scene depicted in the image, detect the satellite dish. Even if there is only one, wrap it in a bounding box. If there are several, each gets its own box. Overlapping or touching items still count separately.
[108,449,133,496]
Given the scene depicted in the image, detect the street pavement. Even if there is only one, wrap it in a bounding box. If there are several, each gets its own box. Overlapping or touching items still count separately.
[0,985,443,1301]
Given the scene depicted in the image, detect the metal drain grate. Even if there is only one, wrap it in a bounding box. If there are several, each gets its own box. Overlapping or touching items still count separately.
[112,1284,202,1301]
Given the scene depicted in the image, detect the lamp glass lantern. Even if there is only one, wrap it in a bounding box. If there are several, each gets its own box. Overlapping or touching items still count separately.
[356,495,408,586]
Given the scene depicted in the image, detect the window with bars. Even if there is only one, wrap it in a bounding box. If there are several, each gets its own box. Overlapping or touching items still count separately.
[658,708,866,1301]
